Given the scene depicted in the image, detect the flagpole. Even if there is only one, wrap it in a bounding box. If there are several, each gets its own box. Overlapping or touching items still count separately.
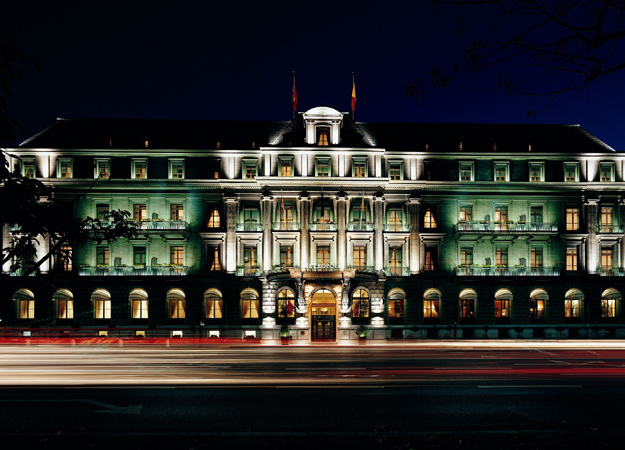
[351,72,356,121]
[292,71,297,120]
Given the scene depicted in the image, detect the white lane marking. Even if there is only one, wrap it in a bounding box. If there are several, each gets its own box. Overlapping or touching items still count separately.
[477,385,582,388]
[275,385,383,389]
[285,368,366,371]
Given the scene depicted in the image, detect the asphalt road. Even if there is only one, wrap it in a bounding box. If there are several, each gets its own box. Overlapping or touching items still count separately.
[1,342,625,433]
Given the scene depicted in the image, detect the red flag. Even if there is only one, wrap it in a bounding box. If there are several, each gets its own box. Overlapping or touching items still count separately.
[292,73,298,112]
[351,73,356,112]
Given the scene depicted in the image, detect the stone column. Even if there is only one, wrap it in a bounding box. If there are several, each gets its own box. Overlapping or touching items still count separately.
[261,195,273,272]
[585,199,599,274]
[407,197,421,274]
[224,196,237,273]
[337,194,348,270]
[374,195,385,271]
[299,194,310,270]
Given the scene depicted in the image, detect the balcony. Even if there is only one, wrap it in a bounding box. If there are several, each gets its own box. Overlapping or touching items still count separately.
[309,221,337,231]
[8,268,37,277]
[455,221,558,233]
[236,265,261,276]
[272,222,300,231]
[236,222,263,232]
[455,266,560,276]
[384,266,411,276]
[79,265,188,276]
[384,223,410,232]
[598,266,625,276]
[346,265,377,274]
[347,222,374,231]
[84,220,189,231]
[598,225,623,234]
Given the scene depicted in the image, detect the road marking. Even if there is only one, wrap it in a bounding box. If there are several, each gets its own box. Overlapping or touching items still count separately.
[0,399,142,414]
[285,368,366,371]
[275,385,384,389]
[477,385,582,388]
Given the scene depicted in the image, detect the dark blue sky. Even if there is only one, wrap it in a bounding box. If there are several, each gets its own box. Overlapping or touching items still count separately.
[4,0,625,150]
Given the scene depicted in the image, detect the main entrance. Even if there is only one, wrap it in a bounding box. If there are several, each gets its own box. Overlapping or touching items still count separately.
[311,289,336,341]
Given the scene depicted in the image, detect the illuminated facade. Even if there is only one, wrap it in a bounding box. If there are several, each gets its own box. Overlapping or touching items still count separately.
[2,106,625,341]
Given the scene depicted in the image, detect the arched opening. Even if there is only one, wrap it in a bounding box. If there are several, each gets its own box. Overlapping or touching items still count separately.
[167,288,185,319]
[529,288,548,321]
[459,288,477,323]
[601,288,621,321]
[494,288,513,323]
[565,288,584,322]
[277,288,296,322]
[388,288,405,322]
[13,288,35,320]
[241,288,260,321]
[204,288,223,319]
[423,288,441,323]
[53,288,74,320]
[310,288,336,341]
[129,288,149,320]
[91,289,111,320]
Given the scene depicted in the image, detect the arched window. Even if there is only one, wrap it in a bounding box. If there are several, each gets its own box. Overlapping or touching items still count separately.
[388,288,405,319]
[601,288,621,319]
[530,289,548,319]
[204,288,223,319]
[459,288,477,319]
[92,289,111,319]
[13,288,35,319]
[423,288,441,318]
[494,288,513,321]
[241,288,259,319]
[278,289,295,318]
[352,288,369,318]
[167,288,186,319]
[129,288,149,319]
[564,288,584,319]
[53,289,74,319]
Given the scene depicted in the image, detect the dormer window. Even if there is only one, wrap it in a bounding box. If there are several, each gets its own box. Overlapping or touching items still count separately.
[303,106,343,145]
[317,128,330,146]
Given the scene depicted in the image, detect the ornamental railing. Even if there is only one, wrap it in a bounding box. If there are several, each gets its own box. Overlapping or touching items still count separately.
[347,222,374,231]
[597,266,625,276]
[455,222,557,232]
[383,266,411,276]
[455,266,560,276]
[84,220,189,231]
[346,265,377,273]
[79,265,187,276]
[598,225,624,234]
[272,222,300,231]
[383,223,410,232]
[309,222,337,231]
[236,265,261,276]
[236,222,263,232]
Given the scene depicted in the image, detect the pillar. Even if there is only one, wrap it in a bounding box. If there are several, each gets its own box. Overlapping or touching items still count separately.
[585,199,599,274]
[261,195,273,272]
[299,194,310,270]
[407,197,421,274]
[224,196,237,273]
[337,194,348,269]
[374,195,385,271]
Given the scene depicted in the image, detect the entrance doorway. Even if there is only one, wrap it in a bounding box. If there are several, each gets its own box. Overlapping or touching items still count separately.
[311,289,336,341]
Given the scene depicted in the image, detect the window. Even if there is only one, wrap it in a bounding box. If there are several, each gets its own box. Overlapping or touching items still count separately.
[134,247,147,266]
[208,246,221,271]
[494,206,508,223]
[564,163,579,182]
[244,245,258,269]
[602,299,617,318]
[388,246,402,275]
[352,289,369,318]
[531,247,543,268]
[460,247,473,266]
[317,128,329,146]
[315,158,331,177]
[96,247,109,266]
[388,290,405,318]
[280,204,294,226]
[389,162,403,180]
[170,246,184,266]
[207,207,221,228]
[243,159,257,179]
[423,300,439,318]
[169,299,185,319]
[278,289,295,318]
[601,247,613,269]
[495,247,508,267]
[170,204,184,221]
[58,159,73,178]
[566,248,578,271]
[494,299,510,318]
[22,159,35,178]
[530,299,545,318]
[133,204,147,221]
[600,163,614,182]
[97,204,110,220]
[566,208,579,231]
[529,163,544,182]
[241,289,259,319]
[208,159,221,179]
[19,299,35,319]
[317,245,330,265]
[565,299,580,318]
[352,158,367,177]
[459,289,476,319]
[387,209,403,231]
[94,299,111,319]
[132,159,147,179]
[423,208,437,228]
[280,245,294,268]
[96,159,110,179]
[459,205,472,222]
[494,163,508,182]
[280,159,293,177]
[459,163,473,182]
[170,160,185,179]
[205,289,223,319]
[353,245,366,270]
[424,248,437,271]
[530,206,543,224]
[60,245,72,271]
[132,300,148,319]
[242,207,260,230]
[600,206,613,232]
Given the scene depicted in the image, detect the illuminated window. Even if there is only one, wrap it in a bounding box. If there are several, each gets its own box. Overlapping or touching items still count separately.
[280,244,294,268]
[242,207,260,230]
[494,163,508,182]
[460,247,473,266]
[205,289,223,319]
[170,160,185,179]
[133,246,146,266]
[564,163,578,182]
[243,159,257,179]
[389,162,403,180]
[353,245,366,270]
[207,207,221,227]
[530,299,545,319]
[315,158,331,177]
[423,299,439,318]
[459,205,472,222]
[459,162,474,182]
[602,299,617,318]
[317,245,330,265]
[601,247,613,269]
[495,247,508,267]
[94,299,111,319]
[565,299,580,318]
[19,299,35,319]
[170,246,184,266]
[22,159,35,178]
[530,206,543,224]
[317,128,330,146]
[388,289,405,318]
[494,206,508,223]
[132,159,147,179]
[352,158,367,177]
[208,245,221,271]
[424,248,436,271]
[96,247,109,266]
[388,246,402,275]
[600,206,613,232]
[600,163,614,182]
[96,203,109,220]
[531,247,543,268]
[529,163,544,182]
[133,204,147,221]
[280,205,294,226]
[566,248,578,271]
[566,208,579,230]
[459,290,476,319]
[278,289,296,318]
[423,208,437,228]
[494,299,510,318]
[132,300,148,319]
[280,159,293,177]
[244,246,258,269]
[241,289,259,319]
[168,292,186,319]
[96,159,110,179]
[170,204,184,221]
[58,159,73,178]
[352,288,369,318]
[60,245,72,271]
[387,209,403,231]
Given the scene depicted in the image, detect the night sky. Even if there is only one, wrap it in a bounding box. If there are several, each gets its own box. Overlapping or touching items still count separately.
[4,1,625,150]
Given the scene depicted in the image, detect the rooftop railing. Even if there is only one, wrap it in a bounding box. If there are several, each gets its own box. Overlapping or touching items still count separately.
[455,221,558,232]
[455,266,560,276]
[79,265,187,276]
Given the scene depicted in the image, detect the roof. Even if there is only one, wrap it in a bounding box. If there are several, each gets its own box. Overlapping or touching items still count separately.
[19,113,615,153]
